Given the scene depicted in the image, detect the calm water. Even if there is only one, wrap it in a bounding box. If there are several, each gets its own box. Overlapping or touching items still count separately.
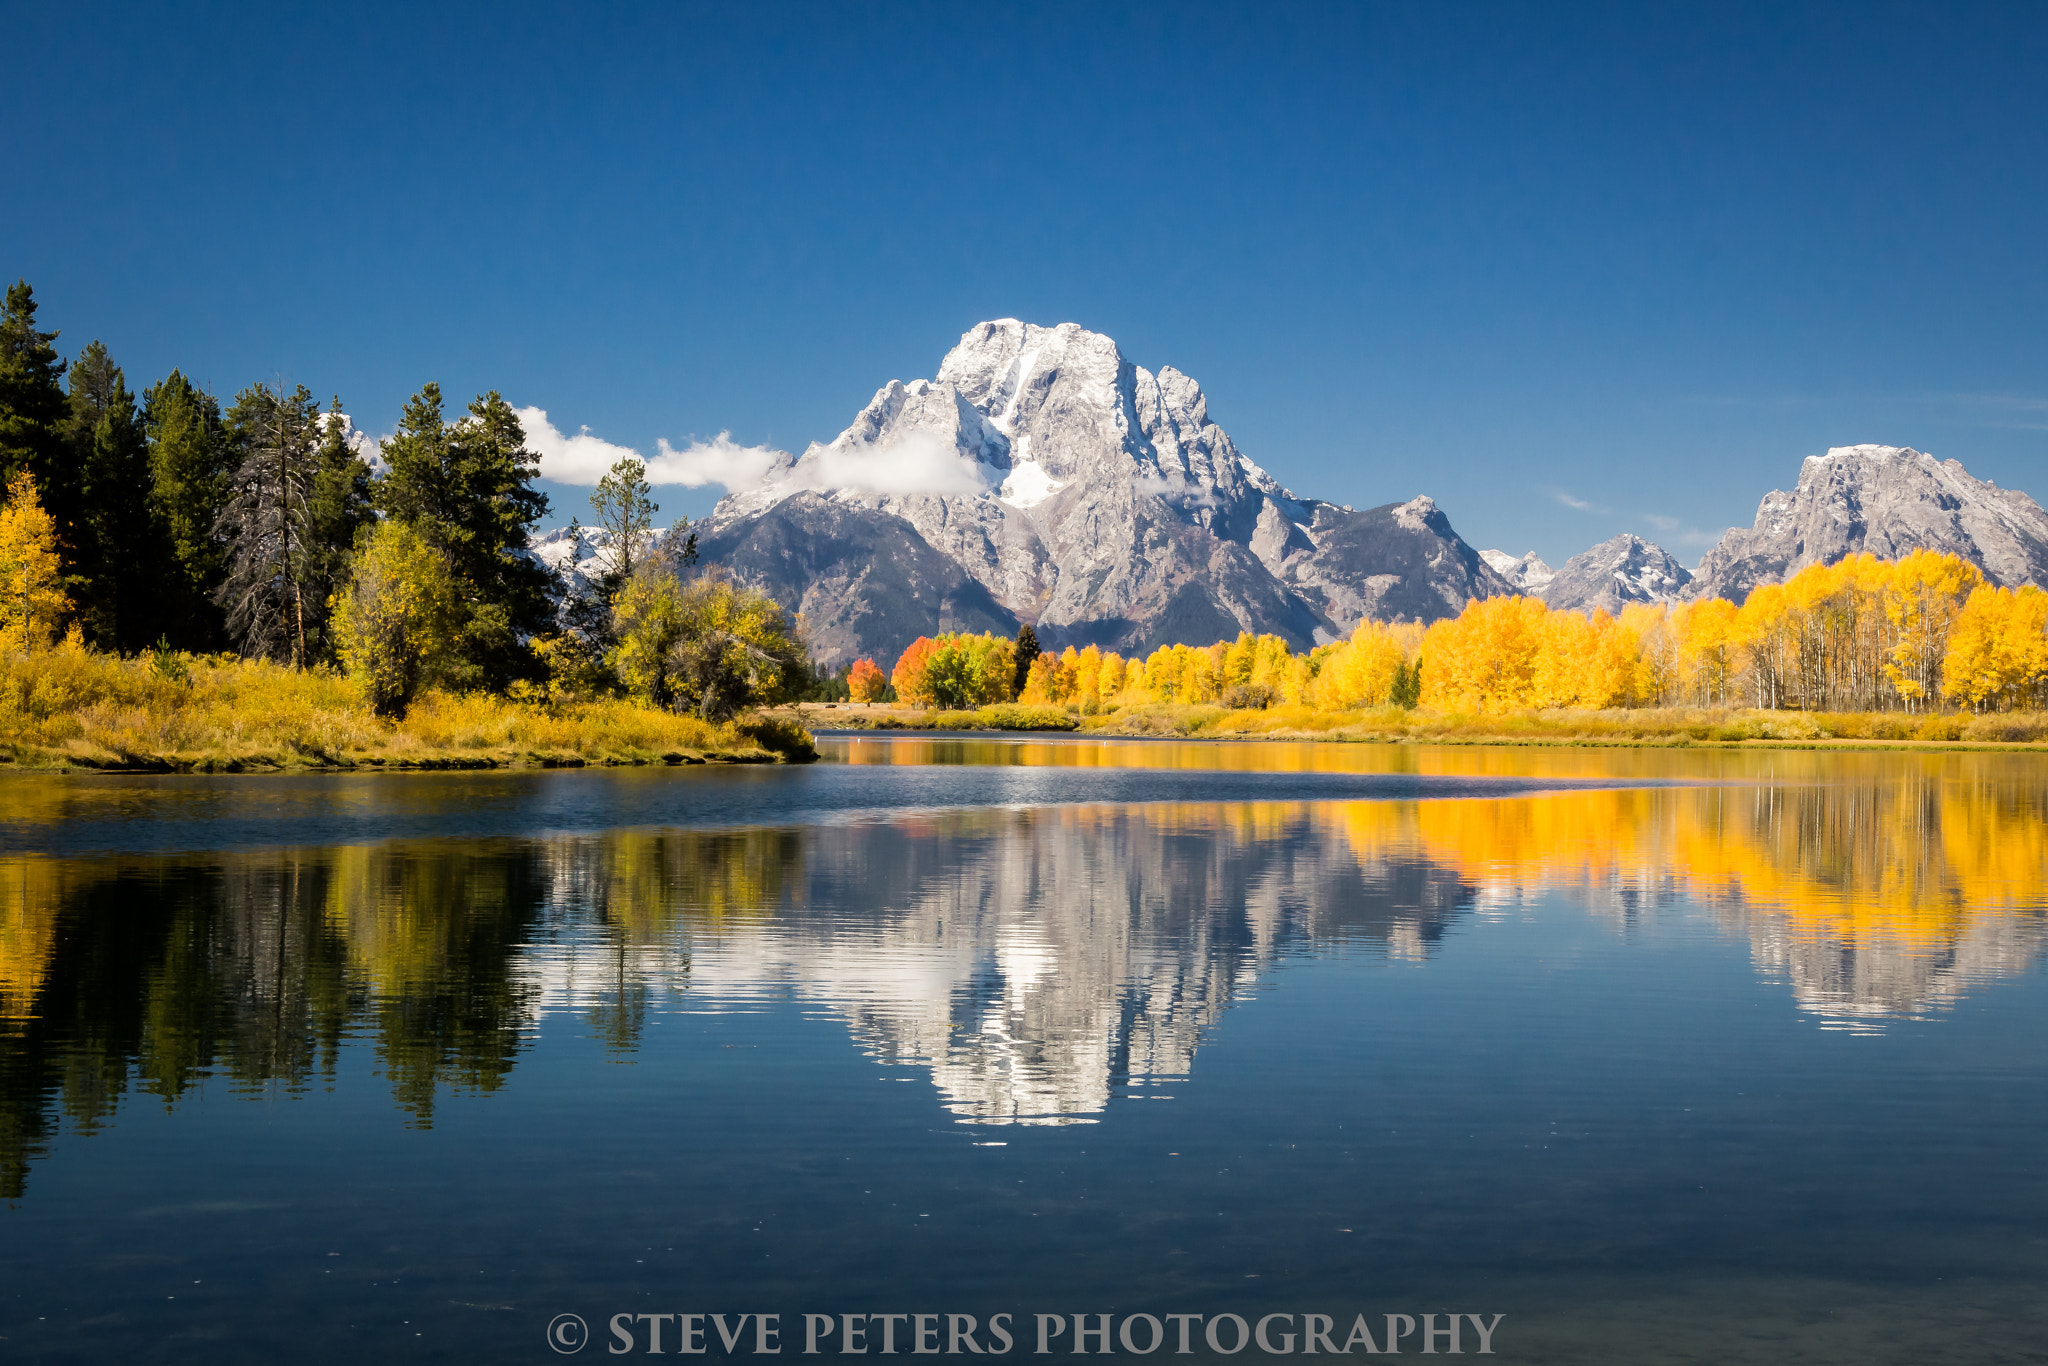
[1,738,2045,1363]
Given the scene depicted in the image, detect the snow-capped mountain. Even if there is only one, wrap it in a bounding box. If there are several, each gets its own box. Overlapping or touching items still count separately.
[695,320,1511,667]
[1479,549,1555,594]
[1690,444,2048,603]
[1540,534,1694,614]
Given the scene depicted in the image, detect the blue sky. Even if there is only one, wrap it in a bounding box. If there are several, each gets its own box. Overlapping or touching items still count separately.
[6,1,2045,567]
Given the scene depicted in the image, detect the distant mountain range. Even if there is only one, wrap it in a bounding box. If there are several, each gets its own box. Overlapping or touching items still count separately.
[538,322,2048,669]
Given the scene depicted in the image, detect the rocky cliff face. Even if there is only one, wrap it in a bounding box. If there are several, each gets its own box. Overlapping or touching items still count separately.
[695,320,1510,668]
[1690,444,2048,603]
[1539,533,1693,614]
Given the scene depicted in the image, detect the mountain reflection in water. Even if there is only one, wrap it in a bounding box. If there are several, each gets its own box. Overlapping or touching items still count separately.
[0,754,2043,1197]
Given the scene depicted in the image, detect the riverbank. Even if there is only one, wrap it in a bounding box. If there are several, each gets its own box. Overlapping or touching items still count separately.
[794,700,2048,749]
[0,648,815,772]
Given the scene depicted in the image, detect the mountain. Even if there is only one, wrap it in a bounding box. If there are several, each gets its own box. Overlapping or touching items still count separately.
[694,320,1510,668]
[1690,444,2048,603]
[1539,533,1693,614]
[1479,549,1555,594]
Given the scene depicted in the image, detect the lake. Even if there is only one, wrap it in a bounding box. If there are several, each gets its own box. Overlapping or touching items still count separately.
[1,737,2044,1363]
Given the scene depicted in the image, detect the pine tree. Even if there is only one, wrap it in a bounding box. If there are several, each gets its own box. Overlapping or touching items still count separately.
[303,398,376,664]
[376,382,454,530]
[1013,622,1042,696]
[0,283,73,564]
[143,370,233,649]
[65,341,160,651]
[216,381,322,665]
[590,455,658,584]
[379,385,553,688]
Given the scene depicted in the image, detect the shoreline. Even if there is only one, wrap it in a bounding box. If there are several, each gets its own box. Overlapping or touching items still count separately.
[0,744,792,776]
[795,702,2048,754]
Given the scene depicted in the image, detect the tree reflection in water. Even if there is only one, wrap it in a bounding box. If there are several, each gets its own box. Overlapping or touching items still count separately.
[0,757,2043,1195]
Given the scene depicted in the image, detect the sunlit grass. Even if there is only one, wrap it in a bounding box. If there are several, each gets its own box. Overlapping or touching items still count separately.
[803,698,2048,747]
[0,644,790,770]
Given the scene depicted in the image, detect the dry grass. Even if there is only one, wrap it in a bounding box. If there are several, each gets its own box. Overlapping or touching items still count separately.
[798,701,1078,732]
[0,645,798,771]
[1074,702,2048,748]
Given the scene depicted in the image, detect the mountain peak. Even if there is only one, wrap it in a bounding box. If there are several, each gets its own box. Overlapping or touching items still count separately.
[694,321,1499,664]
[1541,534,1691,614]
[1694,444,2048,602]
[1480,549,1556,593]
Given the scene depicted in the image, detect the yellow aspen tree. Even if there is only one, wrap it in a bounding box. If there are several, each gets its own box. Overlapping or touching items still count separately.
[1097,652,1128,704]
[1882,549,1983,709]
[1942,584,2048,709]
[0,471,72,654]
[1619,603,1674,705]
[1674,597,1739,706]
[1735,583,1792,708]
[1020,652,1058,703]
[1073,645,1103,709]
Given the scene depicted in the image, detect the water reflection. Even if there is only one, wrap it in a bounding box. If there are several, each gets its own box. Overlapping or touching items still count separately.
[1,754,2043,1195]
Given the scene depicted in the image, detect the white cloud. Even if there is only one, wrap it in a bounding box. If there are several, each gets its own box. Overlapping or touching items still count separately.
[517,407,650,484]
[1554,490,1601,512]
[792,430,992,498]
[647,432,787,489]
[516,405,991,500]
[1643,513,1680,532]
[1136,472,1218,506]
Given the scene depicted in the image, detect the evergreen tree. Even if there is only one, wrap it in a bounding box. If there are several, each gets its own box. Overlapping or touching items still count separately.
[378,385,553,688]
[0,283,73,567]
[216,382,322,665]
[1013,623,1042,696]
[303,398,376,664]
[376,382,455,529]
[64,342,159,651]
[142,370,233,649]
[590,455,657,584]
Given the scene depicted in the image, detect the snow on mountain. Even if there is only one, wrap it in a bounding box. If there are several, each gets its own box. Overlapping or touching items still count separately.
[1538,534,1693,614]
[1479,549,1555,594]
[1690,444,2048,603]
[695,320,1509,668]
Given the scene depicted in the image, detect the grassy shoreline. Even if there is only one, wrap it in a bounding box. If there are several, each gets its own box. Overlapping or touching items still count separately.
[0,648,815,773]
[795,701,2048,751]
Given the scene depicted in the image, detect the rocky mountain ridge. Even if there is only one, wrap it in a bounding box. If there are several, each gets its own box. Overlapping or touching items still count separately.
[537,333,2048,666]
[692,320,1511,667]
[1687,444,2048,603]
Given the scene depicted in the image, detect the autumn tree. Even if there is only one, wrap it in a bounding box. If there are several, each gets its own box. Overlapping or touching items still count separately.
[609,568,807,718]
[331,520,462,716]
[1942,584,2048,710]
[0,471,73,652]
[847,657,887,702]
[1882,549,1984,709]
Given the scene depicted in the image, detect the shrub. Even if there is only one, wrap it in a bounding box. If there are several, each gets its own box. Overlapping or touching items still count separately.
[734,713,819,761]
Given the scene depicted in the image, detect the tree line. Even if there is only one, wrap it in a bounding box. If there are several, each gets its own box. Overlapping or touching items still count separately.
[857,550,2045,716]
[0,280,806,719]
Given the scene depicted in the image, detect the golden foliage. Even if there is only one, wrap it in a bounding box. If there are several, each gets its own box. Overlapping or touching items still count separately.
[1942,584,2048,709]
[331,520,463,716]
[846,657,887,702]
[0,643,773,769]
[0,472,73,654]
